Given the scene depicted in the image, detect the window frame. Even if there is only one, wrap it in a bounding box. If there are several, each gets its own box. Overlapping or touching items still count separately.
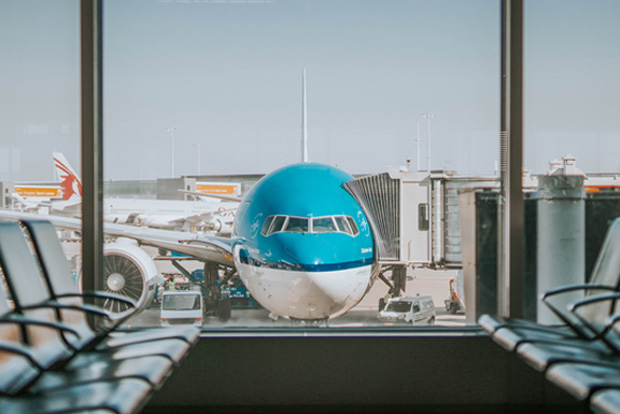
[80,0,525,330]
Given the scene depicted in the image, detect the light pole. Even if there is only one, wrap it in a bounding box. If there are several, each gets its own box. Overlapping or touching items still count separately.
[194,143,202,176]
[166,127,177,178]
[421,113,435,173]
[414,119,423,171]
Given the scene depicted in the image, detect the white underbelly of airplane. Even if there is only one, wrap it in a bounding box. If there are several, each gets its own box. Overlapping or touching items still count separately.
[237,263,374,320]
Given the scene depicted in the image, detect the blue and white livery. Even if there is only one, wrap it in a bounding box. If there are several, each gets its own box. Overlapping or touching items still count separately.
[231,163,379,320]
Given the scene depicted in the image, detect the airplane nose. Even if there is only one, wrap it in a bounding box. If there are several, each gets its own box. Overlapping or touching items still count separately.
[278,234,340,268]
[283,265,374,319]
[241,234,376,320]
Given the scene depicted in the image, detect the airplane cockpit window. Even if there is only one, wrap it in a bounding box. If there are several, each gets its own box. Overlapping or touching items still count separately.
[269,216,287,235]
[283,217,309,233]
[346,217,360,236]
[260,216,275,235]
[312,217,337,233]
[334,216,353,235]
[262,215,360,236]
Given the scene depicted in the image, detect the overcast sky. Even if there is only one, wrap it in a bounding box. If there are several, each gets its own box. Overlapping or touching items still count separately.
[1,0,620,182]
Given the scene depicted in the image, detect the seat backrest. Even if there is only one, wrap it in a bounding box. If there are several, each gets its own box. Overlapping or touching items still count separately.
[21,220,95,346]
[0,222,72,368]
[0,277,40,394]
[589,217,620,288]
[22,220,82,298]
[577,217,620,330]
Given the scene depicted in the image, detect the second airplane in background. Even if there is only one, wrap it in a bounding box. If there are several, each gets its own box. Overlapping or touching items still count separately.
[46,152,238,234]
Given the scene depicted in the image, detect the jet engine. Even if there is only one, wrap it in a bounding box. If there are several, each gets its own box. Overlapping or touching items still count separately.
[78,238,162,315]
[205,217,233,235]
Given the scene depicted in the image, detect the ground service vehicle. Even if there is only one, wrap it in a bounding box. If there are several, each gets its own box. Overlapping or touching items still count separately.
[378,295,435,325]
[444,278,465,314]
[160,290,203,327]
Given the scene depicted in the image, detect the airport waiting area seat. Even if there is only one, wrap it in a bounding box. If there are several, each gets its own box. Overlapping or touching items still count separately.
[478,216,620,351]
[0,220,200,413]
[479,217,620,414]
[21,219,200,355]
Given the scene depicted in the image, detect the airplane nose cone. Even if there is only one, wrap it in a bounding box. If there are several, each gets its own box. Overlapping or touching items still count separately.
[284,267,374,319]
[237,233,376,320]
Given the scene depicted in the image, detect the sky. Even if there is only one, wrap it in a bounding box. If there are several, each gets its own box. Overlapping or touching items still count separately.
[1,0,620,182]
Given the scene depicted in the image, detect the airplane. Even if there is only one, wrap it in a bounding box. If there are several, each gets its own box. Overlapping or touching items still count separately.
[0,161,379,322]
[10,152,239,234]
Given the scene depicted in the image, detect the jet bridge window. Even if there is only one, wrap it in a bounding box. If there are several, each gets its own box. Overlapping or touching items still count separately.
[418,203,429,231]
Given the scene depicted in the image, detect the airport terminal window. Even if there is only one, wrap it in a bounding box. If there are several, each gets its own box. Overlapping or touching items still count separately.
[6,0,504,331]
[16,1,620,333]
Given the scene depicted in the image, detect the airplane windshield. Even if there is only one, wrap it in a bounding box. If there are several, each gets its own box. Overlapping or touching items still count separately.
[283,217,309,233]
[346,217,359,236]
[313,217,337,233]
[262,215,359,236]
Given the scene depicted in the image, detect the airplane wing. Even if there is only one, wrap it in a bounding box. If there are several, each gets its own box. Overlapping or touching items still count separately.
[10,193,44,211]
[0,210,235,267]
[178,189,243,203]
[167,208,235,230]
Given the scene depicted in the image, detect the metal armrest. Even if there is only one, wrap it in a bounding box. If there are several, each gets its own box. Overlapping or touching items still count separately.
[599,307,620,340]
[606,313,620,332]
[541,285,619,340]
[0,339,42,370]
[568,292,620,340]
[20,301,111,321]
[570,292,620,313]
[0,314,80,338]
[56,291,137,309]
[542,284,616,301]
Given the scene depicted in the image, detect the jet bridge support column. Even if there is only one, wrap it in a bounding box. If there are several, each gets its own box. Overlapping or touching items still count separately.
[201,262,232,321]
[390,265,407,297]
[203,262,219,313]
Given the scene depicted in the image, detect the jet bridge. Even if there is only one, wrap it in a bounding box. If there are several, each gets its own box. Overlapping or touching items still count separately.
[344,168,498,296]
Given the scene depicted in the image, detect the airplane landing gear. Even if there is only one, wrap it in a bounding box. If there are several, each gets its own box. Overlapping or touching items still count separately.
[202,262,232,322]
[289,318,328,327]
